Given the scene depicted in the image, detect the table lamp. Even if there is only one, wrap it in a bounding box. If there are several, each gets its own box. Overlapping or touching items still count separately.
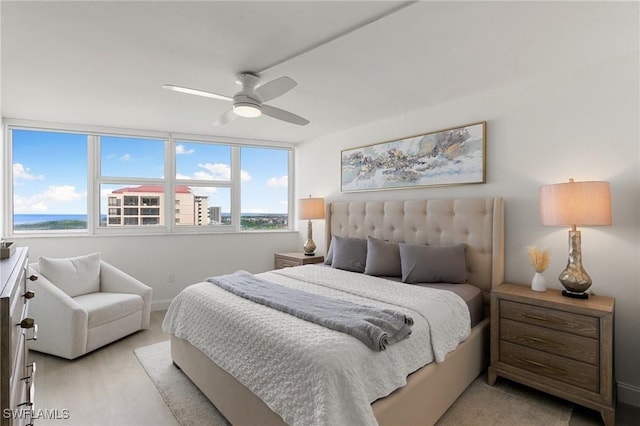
[539,179,611,298]
[298,196,325,256]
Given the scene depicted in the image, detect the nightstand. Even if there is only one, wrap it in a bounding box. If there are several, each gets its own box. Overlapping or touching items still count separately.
[274,252,324,269]
[489,283,615,426]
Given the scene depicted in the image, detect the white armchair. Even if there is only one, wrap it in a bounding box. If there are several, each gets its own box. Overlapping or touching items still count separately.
[28,253,152,359]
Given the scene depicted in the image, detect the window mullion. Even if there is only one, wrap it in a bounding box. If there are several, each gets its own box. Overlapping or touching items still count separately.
[167,136,176,233]
[231,146,241,232]
[88,134,99,233]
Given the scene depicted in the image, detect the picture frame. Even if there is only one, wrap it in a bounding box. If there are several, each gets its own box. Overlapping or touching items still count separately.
[341,121,486,192]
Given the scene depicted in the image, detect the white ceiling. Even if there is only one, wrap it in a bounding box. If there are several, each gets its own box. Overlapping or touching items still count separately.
[1,1,637,144]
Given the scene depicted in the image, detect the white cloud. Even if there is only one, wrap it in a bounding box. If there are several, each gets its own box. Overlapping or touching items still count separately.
[195,163,252,182]
[176,173,191,180]
[244,208,267,214]
[13,185,85,213]
[13,163,44,181]
[120,153,131,161]
[198,163,231,180]
[266,175,288,188]
[176,144,195,155]
[43,185,85,202]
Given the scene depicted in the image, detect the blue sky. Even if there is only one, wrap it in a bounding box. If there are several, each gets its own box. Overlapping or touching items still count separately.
[12,129,289,215]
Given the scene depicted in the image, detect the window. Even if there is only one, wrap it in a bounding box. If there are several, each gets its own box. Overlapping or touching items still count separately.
[98,135,166,229]
[11,129,88,232]
[240,147,289,230]
[174,141,232,228]
[100,136,164,179]
[6,123,293,235]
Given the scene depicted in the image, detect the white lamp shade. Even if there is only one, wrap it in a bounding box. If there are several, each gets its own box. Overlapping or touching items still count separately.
[298,197,325,220]
[539,180,611,226]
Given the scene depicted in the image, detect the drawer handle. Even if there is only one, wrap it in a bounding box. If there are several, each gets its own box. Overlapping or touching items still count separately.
[26,323,38,341]
[29,274,38,281]
[520,358,566,375]
[23,290,35,299]
[523,335,562,348]
[21,362,36,381]
[521,313,568,326]
[18,380,34,406]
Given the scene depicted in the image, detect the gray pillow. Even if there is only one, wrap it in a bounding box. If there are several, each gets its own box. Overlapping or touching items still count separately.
[399,243,468,284]
[364,236,401,277]
[330,236,367,273]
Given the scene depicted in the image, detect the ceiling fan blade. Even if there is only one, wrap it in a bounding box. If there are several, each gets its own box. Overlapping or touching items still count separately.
[262,104,309,126]
[255,76,297,102]
[162,84,233,102]
[214,108,239,126]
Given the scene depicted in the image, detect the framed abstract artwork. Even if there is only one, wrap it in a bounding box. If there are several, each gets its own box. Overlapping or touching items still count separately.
[341,121,486,192]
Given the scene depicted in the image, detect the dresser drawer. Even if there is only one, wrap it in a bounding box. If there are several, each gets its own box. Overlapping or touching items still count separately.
[9,270,27,382]
[500,318,598,365]
[500,340,599,392]
[500,300,599,339]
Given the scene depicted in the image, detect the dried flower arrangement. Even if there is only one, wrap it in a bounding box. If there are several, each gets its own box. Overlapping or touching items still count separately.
[528,247,550,273]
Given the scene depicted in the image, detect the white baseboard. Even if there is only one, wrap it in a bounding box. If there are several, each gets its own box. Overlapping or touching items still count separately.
[618,381,640,407]
[151,299,173,311]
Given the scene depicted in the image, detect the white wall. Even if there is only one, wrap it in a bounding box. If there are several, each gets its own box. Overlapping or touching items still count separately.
[297,52,640,404]
[19,231,299,309]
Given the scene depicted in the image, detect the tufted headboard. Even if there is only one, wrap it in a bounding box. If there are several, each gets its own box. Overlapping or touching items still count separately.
[325,198,504,303]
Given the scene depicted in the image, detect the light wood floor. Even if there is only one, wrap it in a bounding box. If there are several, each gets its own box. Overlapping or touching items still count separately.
[30,311,178,426]
[30,310,640,426]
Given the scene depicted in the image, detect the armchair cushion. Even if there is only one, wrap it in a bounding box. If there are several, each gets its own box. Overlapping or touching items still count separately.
[74,292,144,328]
[39,253,101,297]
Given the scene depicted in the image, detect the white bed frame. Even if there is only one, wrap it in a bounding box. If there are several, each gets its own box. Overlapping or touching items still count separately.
[171,197,504,425]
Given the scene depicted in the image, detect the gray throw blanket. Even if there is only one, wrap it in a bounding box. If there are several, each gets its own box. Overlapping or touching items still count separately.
[205,271,413,351]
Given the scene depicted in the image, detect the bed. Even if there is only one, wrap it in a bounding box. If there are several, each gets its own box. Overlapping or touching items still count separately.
[164,197,504,425]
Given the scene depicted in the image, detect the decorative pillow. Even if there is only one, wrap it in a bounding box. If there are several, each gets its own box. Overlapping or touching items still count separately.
[364,236,401,277]
[330,236,367,273]
[39,253,101,297]
[399,243,468,284]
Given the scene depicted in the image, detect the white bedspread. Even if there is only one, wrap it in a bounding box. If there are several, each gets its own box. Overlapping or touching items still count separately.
[163,265,471,426]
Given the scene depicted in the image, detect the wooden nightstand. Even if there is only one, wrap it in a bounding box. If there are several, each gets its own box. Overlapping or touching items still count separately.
[274,252,324,269]
[489,283,615,426]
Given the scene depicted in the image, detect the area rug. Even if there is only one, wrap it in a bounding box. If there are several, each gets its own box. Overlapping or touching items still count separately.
[135,340,572,426]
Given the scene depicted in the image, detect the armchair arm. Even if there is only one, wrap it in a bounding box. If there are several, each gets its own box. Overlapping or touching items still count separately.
[27,264,89,359]
[100,261,152,328]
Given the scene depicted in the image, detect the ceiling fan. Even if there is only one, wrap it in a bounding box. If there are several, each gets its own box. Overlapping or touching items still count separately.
[163,73,309,126]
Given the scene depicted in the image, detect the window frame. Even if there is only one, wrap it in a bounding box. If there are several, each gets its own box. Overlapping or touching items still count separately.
[3,120,295,237]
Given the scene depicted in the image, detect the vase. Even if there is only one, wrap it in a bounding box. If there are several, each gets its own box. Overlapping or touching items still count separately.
[531,272,547,292]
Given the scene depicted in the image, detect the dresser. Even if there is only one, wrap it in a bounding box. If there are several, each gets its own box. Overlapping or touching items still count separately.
[1,247,37,426]
[274,252,324,269]
[489,283,614,426]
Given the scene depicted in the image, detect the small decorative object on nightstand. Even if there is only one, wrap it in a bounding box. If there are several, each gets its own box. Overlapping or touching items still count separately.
[527,246,550,292]
[489,283,615,426]
[274,252,324,269]
[539,179,611,299]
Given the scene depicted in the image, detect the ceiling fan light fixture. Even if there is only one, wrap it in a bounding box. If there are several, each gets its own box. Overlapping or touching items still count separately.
[233,102,262,118]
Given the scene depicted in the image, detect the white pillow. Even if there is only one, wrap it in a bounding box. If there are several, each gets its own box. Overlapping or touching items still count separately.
[39,253,101,297]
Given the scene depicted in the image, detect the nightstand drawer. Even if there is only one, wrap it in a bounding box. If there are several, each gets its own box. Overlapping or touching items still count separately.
[275,258,301,269]
[500,341,599,392]
[500,318,598,365]
[501,300,598,339]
